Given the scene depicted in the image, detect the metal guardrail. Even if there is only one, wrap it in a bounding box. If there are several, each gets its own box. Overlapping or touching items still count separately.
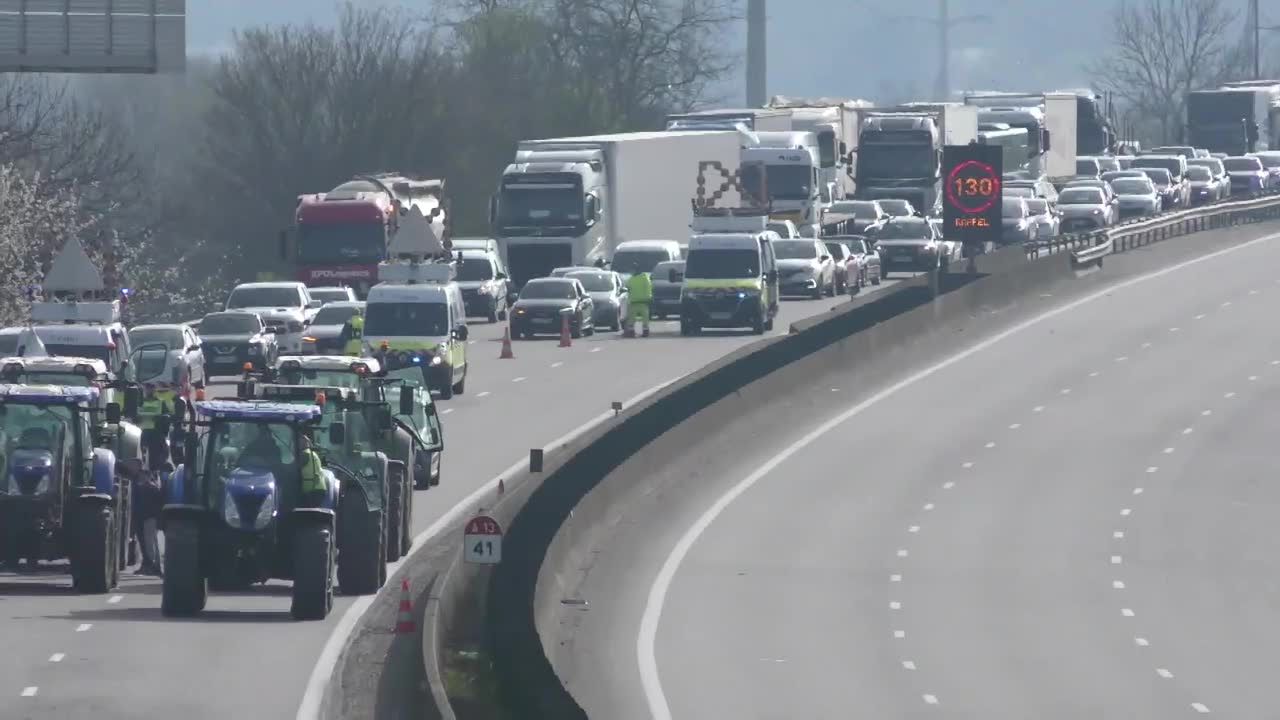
[1028,188,1280,267]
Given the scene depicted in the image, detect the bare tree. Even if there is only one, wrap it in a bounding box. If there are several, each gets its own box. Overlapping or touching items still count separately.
[1090,0,1240,143]
[0,167,94,325]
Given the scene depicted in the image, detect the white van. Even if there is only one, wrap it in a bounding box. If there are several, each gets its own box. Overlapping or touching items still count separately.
[678,212,780,335]
[363,263,470,400]
[610,239,683,280]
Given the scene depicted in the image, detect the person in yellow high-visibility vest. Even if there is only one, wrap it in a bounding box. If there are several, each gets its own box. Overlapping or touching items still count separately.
[298,434,329,507]
[137,384,172,465]
[343,313,365,356]
[624,271,653,337]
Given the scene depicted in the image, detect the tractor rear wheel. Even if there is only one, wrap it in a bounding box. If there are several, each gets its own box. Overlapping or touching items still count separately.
[292,523,335,620]
[161,520,207,616]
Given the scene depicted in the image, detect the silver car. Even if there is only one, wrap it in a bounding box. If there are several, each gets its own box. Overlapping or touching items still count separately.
[1000,197,1037,245]
[128,323,207,391]
[1025,198,1059,241]
[1110,176,1161,218]
[837,236,881,292]
[1185,165,1225,205]
[1057,186,1115,232]
[565,269,628,332]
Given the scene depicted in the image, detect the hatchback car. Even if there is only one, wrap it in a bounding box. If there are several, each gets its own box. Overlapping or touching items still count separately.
[823,240,854,293]
[1109,176,1161,218]
[565,269,628,332]
[836,236,881,292]
[1184,165,1225,205]
[1024,198,1059,241]
[509,278,595,339]
[1057,186,1115,232]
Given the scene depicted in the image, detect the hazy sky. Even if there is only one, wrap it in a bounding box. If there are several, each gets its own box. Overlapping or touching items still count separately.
[186,1,1147,103]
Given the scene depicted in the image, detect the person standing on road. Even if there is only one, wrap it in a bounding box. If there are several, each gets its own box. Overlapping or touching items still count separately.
[625,271,653,338]
[342,313,365,356]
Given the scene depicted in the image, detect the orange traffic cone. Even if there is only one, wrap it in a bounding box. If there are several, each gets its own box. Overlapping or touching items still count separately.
[559,312,572,348]
[499,326,515,359]
[395,578,416,634]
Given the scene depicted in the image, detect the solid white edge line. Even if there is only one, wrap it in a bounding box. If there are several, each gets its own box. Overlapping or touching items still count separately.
[295,375,686,720]
[636,230,1280,720]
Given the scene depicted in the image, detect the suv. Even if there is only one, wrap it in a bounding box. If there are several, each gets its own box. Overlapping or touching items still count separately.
[455,249,512,323]
[198,311,280,375]
[224,282,319,354]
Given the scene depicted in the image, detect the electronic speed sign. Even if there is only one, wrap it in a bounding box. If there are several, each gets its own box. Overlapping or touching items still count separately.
[942,144,1003,245]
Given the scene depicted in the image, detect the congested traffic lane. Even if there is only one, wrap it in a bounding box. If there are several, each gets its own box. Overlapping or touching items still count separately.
[0,279,911,719]
[556,231,1280,718]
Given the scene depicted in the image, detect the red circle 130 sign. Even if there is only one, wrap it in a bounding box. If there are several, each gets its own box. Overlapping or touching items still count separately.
[945,159,1001,215]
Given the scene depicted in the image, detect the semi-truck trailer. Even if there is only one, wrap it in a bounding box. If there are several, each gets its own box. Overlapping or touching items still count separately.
[664,108,792,133]
[1186,82,1280,155]
[490,130,742,286]
[966,89,1112,156]
[854,103,979,214]
[766,96,875,202]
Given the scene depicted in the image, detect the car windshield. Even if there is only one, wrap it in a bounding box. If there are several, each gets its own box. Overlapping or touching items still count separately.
[1026,199,1048,214]
[311,305,361,325]
[0,335,15,355]
[1075,159,1099,175]
[1004,187,1034,197]
[1189,159,1224,174]
[0,402,72,454]
[520,280,578,300]
[129,328,183,350]
[456,258,495,281]
[846,201,880,218]
[1001,199,1025,217]
[1185,167,1212,181]
[1132,157,1182,175]
[227,287,302,309]
[308,289,351,303]
[17,372,93,387]
[1095,157,1121,171]
[1252,154,1280,168]
[773,241,817,259]
[1059,189,1104,204]
[823,242,847,258]
[766,223,793,237]
[364,302,450,336]
[877,220,931,240]
[611,250,671,275]
[566,272,615,292]
[879,200,911,215]
[275,368,363,391]
[684,249,760,279]
[43,344,111,363]
[1226,157,1264,171]
[201,315,258,335]
[1139,169,1171,186]
[844,239,867,253]
[1112,178,1153,194]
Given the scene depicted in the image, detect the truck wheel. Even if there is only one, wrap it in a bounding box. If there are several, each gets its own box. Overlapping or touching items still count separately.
[161,520,207,616]
[336,501,383,597]
[72,504,115,594]
[293,522,336,619]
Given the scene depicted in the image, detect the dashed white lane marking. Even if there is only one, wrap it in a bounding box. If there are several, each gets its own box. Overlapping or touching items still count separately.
[902,660,917,670]
[20,687,36,697]
[107,594,122,604]
[984,441,996,448]
[923,694,939,705]
[590,347,602,353]
[1133,488,1144,495]
[1224,391,1236,399]
[942,481,955,490]
[1202,409,1212,416]
[1183,427,1193,435]
[1009,423,1021,430]
[894,630,905,639]
[48,653,63,663]
[908,525,920,533]
[1146,466,1159,473]
[551,361,564,368]
[1250,375,1258,381]
[1163,447,1175,454]
[1116,356,1128,362]
[830,388,840,393]
[1273,360,1280,366]
[1114,531,1125,539]
[440,408,454,416]
[1195,313,1206,320]
[477,391,491,398]
[1111,555,1123,564]
[75,624,91,632]
[896,549,909,557]
[1060,388,1072,395]
[889,601,902,610]
[1156,668,1174,679]
[1222,301,1232,307]
[1141,342,1152,349]
[1135,637,1150,647]
[1121,608,1135,617]
[1113,580,1125,589]
[890,574,902,582]
[1089,371,1099,377]
[512,376,526,383]
[1033,405,1044,412]
[1191,702,1210,713]
[1251,289,1259,295]
[1121,508,1132,516]
[961,461,973,469]
[923,503,935,511]
[1170,327,1180,332]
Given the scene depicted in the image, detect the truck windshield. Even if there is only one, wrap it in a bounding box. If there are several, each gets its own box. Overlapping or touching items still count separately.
[684,249,760,279]
[497,186,584,230]
[456,260,494,281]
[742,164,812,201]
[298,222,385,265]
[858,145,936,179]
[364,303,450,337]
[611,250,670,275]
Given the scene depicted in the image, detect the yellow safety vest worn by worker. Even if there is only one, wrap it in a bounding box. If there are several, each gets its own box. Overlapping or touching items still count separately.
[627,272,654,304]
[300,448,325,494]
[138,399,168,430]
[343,315,365,356]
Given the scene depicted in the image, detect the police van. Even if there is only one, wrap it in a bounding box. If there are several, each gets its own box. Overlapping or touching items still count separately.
[363,261,469,400]
[29,300,133,374]
[676,208,780,336]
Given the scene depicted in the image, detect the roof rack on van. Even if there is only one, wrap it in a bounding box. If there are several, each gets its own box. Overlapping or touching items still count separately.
[691,207,769,234]
[377,258,457,285]
[30,299,121,325]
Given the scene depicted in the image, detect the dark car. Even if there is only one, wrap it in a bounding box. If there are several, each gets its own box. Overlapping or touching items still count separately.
[509,278,595,339]
[566,269,628,332]
[840,200,891,235]
[300,301,364,355]
[877,198,917,218]
[823,240,854,293]
[871,217,942,277]
[650,260,686,319]
[197,311,279,374]
[1135,167,1178,210]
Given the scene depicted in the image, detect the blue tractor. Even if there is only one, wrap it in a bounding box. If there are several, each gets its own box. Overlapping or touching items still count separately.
[0,384,133,592]
[161,398,387,620]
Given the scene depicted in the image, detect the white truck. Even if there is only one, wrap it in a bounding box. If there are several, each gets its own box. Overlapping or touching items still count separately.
[664,108,793,133]
[490,130,743,286]
[854,103,979,215]
[739,130,824,237]
[766,96,876,202]
[964,91,1077,182]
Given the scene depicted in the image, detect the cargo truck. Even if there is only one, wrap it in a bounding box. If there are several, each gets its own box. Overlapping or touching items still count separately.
[963,92,1077,183]
[490,130,743,286]
[738,130,823,236]
[966,89,1111,156]
[664,108,792,133]
[854,103,979,215]
[1186,82,1280,155]
[766,96,875,202]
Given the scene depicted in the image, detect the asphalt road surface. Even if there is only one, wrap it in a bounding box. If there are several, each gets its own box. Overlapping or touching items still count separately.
[560,230,1280,718]
[0,279,911,719]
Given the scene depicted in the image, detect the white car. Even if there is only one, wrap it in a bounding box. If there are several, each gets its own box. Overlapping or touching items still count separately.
[1025,198,1060,241]
[306,286,358,305]
[224,281,320,354]
[128,323,207,392]
[837,236,881,292]
[1057,186,1116,232]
